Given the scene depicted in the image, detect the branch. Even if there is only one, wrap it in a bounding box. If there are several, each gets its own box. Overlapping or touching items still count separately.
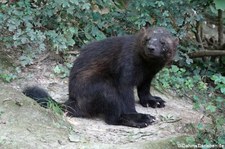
[66,50,79,55]
[188,50,225,58]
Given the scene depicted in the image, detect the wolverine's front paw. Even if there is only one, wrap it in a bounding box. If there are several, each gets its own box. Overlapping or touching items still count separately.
[140,96,165,108]
[119,113,156,128]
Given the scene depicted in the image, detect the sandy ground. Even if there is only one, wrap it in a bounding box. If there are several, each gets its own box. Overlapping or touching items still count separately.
[5,58,207,147]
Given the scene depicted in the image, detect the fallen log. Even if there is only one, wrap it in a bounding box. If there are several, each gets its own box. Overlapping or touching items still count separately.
[188,50,225,58]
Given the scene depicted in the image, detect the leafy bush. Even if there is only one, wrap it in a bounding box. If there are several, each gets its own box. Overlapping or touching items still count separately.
[155,64,225,146]
[0,0,215,66]
[155,65,207,94]
[0,0,123,66]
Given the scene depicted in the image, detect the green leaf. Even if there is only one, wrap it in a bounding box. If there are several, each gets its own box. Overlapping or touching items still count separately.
[206,104,217,113]
[171,65,179,72]
[69,0,79,5]
[193,103,200,110]
[204,138,211,145]
[68,27,79,36]
[217,136,225,145]
[82,3,91,10]
[216,97,224,103]
[155,1,164,7]
[8,23,17,32]
[185,55,193,65]
[53,65,61,74]
[197,123,204,130]
[185,136,195,144]
[221,88,225,94]
[21,37,28,44]
[62,1,70,8]
[210,5,218,14]
[214,0,225,10]
[0,74,16,83]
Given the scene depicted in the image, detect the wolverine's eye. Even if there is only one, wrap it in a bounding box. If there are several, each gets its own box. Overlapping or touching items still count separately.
[162,44,168,52]
[160,41,165,45]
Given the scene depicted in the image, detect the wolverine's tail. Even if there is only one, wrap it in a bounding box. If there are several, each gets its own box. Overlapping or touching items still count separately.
[23,86,82,116]
[23,86,62,109]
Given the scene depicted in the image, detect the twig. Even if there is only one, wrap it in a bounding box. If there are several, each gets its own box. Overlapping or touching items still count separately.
[67,50,80,55]
[33,52,50,64]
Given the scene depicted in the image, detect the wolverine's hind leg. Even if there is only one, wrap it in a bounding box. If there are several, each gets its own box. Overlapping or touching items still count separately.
[64,98,88,117]
[67,80,124,122]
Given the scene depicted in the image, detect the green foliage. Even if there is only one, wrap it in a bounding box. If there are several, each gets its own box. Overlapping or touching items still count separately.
[155,65,207,95]
[0,0,215,66]
[53,63,73,78]
[156,64,225,146]
[0,73,17,82]
[124,0,213,38]
[47,99,63,115]
[0,0,122,66]
[211,74,225,94]
[214,0,225,10]
[192,109,225,146]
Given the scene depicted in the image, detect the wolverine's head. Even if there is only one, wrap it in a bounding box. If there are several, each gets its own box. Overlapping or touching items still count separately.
[138,25,179,65]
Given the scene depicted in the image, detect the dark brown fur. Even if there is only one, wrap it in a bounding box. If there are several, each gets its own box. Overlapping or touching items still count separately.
[65,26,179,128]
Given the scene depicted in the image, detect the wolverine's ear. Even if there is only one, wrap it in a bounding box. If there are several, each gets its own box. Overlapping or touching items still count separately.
[144,22,151,28]
[140,22,151,36]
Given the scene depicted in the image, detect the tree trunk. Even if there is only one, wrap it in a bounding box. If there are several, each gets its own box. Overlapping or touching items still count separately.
[218,9,223,47]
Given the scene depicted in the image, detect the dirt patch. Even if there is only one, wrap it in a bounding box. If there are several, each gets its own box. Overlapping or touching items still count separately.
[64,90,200,144]
[0,57,207,148]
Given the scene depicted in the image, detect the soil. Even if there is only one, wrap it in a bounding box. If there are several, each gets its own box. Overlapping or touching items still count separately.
[0,53,207,148]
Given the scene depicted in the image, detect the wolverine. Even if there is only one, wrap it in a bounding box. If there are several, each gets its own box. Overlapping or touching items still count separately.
[23,24,179,128]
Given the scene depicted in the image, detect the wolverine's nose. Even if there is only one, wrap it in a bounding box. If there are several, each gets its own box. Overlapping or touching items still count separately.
[148,45,156,52]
